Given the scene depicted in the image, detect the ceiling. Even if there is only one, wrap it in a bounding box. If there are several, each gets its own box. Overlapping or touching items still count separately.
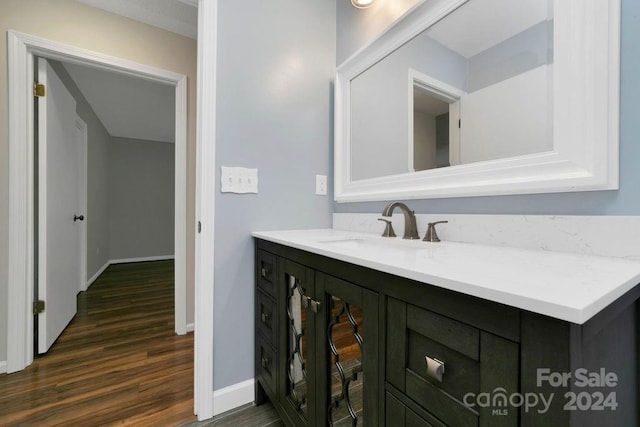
[76,0,197,39]
[426,0,551,58]
[63,62,176,143]
[67,0,192,142]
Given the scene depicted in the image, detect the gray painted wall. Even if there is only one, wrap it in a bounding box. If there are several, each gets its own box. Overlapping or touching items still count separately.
[335,0,640,216]
[214,0,335,390]
[108,137,175,260]
[48,61,112,283]
[413,111,437,170]
[467,20,552,93]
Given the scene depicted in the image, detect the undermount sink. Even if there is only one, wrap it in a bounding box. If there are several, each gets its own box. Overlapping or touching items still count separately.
[316,237,368,250]
[315,236,425,252]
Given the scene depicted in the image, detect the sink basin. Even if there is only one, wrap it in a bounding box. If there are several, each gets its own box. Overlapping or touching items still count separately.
[316,236,422,252]
[316,237,369,251]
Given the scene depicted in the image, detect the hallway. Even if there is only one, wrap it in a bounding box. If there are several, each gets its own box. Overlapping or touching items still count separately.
[0,261,195,426]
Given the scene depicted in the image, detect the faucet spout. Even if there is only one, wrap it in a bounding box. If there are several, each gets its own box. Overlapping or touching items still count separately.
[381,202,420,240]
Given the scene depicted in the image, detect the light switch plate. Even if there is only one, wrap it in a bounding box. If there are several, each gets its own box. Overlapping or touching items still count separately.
[316,175,327,196]
[221,167,258,194]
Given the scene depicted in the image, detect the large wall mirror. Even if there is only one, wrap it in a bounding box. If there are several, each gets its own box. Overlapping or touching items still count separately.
[335,0,620,202]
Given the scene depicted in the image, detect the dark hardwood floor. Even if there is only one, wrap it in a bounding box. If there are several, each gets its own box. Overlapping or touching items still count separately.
[181,403,282,427]
[0,260,196,426]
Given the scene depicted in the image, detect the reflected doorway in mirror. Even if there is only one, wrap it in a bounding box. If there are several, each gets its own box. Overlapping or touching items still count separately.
[408,68,464,172]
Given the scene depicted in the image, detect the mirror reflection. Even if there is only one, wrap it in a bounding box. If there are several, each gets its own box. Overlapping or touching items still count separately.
[328,296,364,426]
[351,0,554,181]
[286,275,308,416]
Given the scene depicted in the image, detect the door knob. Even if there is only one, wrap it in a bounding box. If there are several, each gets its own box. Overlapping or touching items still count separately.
[73,214,84,222]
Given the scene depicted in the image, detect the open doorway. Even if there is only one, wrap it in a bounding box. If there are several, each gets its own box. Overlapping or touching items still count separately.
[33,55,179,355]
[6,0,217,421]
[7,31,188,374]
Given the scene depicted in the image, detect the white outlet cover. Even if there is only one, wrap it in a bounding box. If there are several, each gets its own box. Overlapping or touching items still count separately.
[316,174,327,196]
[221,166,258,194]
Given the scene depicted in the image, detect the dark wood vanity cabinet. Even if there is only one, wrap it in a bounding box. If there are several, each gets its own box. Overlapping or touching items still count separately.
[255,239,639,427]
[255,245,380,426]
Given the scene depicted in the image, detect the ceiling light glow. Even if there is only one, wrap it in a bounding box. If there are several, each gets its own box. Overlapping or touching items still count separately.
[351,0,374,9]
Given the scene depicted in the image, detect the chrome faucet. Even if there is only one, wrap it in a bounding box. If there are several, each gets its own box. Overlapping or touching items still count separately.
[380,202,420,239]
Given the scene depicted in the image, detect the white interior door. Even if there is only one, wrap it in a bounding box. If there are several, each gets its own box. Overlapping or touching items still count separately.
[37,58,81,354]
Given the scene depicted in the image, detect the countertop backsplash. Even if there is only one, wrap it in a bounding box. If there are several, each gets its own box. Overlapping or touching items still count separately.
[333,213,640,260]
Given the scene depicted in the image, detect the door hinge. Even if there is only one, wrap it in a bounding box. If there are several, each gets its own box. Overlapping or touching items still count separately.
[33,300,45,315]
[33,82,45,97]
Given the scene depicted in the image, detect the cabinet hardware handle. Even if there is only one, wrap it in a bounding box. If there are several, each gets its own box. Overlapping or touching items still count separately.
[261,267,270,278]
[300,296,320,313]
[425,356,445,382]
[261,312,269,323]
[261,357,270,369]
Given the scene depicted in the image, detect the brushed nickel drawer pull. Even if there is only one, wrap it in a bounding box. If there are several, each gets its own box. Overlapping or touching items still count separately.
[261,266,270,278]
[261,357,270,369]
[425,356,445,382]
[261,312,269,323]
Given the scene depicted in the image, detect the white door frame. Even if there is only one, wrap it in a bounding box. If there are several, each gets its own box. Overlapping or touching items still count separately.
[7,31,188,369]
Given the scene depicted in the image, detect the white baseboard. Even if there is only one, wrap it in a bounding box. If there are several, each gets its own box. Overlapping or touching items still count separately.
[110,255,175,264]
[86,255,175,289]
[0,361,7,374]
[212,379,255,416]
[86,260,110,288]
[186,323,195,332]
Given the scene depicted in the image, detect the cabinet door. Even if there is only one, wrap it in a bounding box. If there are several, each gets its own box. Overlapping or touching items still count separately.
[278,259,317,426]
[316,273,380,427]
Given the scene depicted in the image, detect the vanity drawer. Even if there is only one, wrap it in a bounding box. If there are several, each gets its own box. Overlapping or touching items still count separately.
[256,335,277,397]
[257,250,277,298]
[387,298,518,426]
[386,391,446,427]
[257,290,277,345]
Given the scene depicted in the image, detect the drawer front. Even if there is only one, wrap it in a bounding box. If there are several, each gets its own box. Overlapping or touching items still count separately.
[257,290,277,345]
[387,298,518,427]
[257,250,277,297]
[405,303,480,427]
[386,391,446,427]
[257,335,277,397]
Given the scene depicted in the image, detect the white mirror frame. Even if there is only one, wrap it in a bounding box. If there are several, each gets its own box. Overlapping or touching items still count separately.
[334,0,620,202]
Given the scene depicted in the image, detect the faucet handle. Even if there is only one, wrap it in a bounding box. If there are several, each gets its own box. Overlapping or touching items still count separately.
[423,221,448,242]
[378,218,397,238]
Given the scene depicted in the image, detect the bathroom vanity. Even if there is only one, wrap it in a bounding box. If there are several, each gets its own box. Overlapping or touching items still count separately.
[252,0,627,423]
[253,230,640,427]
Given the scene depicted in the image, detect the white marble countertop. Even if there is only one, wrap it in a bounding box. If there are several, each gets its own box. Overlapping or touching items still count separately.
[252,228,640,324]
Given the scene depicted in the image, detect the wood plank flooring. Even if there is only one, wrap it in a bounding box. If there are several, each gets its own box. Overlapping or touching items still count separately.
[0,261,196,427]
[181,403,282,427]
